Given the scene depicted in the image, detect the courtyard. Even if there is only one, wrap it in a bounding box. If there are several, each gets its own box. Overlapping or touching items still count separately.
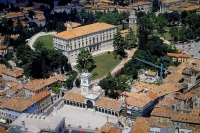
[55,105,119,131]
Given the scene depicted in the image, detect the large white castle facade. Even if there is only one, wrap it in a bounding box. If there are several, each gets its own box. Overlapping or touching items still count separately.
[53,22,117,62]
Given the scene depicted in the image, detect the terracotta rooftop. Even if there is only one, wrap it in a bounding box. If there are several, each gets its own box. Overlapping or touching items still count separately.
[167,53,191,58]
[0,64,6,76]
[191,106,200,116]
[96,97,121,111]
[122,91,154,108]
[129,1,150,7]
[33,13,45,20]
[64,22,81,28]
[151,83,183,97]
[24,79,46,92]
[13,21,26,27]
[96,122,122,133]
[157,97,178,106]
[0,126,8,133]
[33,91,50,102]
[169,3,198,11]
[161,0,180,4]
[2,97,35,112]
[174,92,193,100]
[0,46,6,50]
[2,68,24,78]
[10,82,23,92]
[64,91,85,103]
[125,95,152,108]
[163,73,184,83]
[177,48,183,53]
[133,81,157,92]
[1,12,24,19]
[45,75,64,86]
[132,117,157,133]
[54,22,117,40]
[151,107,172,118]
[171,112,200,124]
[147,91,158,100]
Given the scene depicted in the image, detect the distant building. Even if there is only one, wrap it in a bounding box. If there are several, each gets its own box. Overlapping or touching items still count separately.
[0,46,7,57]
[129,1,151,12]
[2,68,24,83]
[167,53,191,63]
[53,22,117,62]
[2,97,37,124]
[33,91,51,114]
[144,70,158,83]
[96,122,122,133]
[121,91,158,119]
[10,113,66,133]
[23,79,47,96]
[160,0,181,13]
[32,12,46,26]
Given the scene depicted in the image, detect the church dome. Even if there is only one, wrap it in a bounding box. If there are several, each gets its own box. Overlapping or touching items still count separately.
[92,84,102,94]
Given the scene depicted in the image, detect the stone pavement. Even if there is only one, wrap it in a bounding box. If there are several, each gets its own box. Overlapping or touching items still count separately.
[55,105,119,130]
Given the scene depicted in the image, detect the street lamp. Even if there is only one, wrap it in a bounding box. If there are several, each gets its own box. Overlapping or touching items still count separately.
[68,125,72,133]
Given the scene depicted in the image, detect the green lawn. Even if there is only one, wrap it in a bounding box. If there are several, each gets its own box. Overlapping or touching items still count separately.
[117,24,129,31]
[163,26,171,31]
[92,52,121,79]
[161,32,172,41]
[33,35,53,50]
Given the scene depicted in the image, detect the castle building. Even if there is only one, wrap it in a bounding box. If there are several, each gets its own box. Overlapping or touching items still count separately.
[53,22,117,62]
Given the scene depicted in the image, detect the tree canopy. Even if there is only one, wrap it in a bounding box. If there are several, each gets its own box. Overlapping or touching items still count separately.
[76,48,95,72]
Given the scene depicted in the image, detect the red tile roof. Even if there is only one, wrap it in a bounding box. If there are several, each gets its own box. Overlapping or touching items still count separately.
[2,68,24,78]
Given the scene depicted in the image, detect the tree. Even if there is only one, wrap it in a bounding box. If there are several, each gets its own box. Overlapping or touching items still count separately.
[27,0,34,6]
[113,31,126,55]
[75,78,81,87]
[179,26,187,42]
[137,15,153,50]
[34,41,45,51]
[168,11,180,25]
[169,27,178,42]
[28,10,35,19]
[56,22,66,32]
[125,28,137,49]
[99,73,117,96]
[152,0,160,13]
[155,15,167,34]
[76,48,95,72]
[185,27,195,40]
[117,75,131,91]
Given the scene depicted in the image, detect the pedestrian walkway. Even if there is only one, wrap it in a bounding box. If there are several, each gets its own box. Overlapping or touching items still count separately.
[111,49,136,76]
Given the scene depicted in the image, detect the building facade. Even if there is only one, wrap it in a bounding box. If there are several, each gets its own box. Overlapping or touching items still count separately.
[53,22,117,62]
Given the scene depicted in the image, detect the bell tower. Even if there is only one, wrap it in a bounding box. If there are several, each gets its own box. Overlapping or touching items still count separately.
[80,73,92,95]
[129,9,137,34]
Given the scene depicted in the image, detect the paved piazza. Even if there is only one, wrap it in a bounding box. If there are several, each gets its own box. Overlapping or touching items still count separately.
[57,105,119,130]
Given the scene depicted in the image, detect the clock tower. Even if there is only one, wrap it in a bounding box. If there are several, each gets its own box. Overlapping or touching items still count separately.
[80,72,92,95]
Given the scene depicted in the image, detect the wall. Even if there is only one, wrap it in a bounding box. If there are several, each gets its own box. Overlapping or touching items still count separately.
[2,74,22,83]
